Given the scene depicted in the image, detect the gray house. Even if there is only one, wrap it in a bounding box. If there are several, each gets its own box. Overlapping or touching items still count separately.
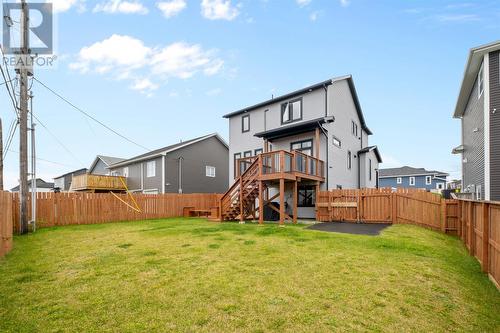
[453,41,500,201]
[88,155,125,175]
[107,133,229,194]
[53,168,88,191]
[378,167,448,191]
[223,75,381,220]
[11,178,54,193]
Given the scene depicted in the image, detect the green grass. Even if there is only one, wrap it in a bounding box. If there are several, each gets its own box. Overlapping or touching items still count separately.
[0,219,498,332]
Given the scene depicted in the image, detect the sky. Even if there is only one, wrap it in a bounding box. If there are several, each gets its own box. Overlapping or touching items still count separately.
[1,0,499,189]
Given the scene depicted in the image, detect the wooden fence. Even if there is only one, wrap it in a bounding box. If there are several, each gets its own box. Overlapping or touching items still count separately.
[458,200,500,289]
[0,192,13,257]
[10,192,221,233]
[316,188,458,234]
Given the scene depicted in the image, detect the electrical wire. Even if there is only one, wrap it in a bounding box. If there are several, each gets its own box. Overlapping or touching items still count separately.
[7,149,79,168]
[31,113,83,165]
[33,77,151,152]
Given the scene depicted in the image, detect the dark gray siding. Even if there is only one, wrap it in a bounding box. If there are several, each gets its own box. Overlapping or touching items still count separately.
[166,136,229,193]
[490,51,500,201]
[462,70,485,196]
[90,159,109,175]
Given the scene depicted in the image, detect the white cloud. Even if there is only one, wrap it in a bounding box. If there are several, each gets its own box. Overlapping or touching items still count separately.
[51,0,86,13]
[309,11,320,21]
[296,0,311,7]
[340,0,350,7]
[93,0,149,15]
[156,0,187,18]
[70,34,224,95]
[434,14,480,22]
[201,0,240,21]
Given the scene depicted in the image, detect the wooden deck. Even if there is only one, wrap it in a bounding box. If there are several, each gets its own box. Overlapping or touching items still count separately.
[235,150,325,182]
[70,174,127,192]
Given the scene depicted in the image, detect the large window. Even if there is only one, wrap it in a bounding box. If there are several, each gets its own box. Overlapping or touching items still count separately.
[254,148,263,155]
[298,185,315,207]
[243,151,252,158]
[242,114,250,132]
[478,63,484,98]
[206,166,216,177]
[281,98,302,124]
[291,139,313,156]
[146,161,156,177]
[347,151,352,170]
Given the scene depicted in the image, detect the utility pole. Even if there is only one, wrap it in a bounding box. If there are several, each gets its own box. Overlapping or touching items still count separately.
[18,0,30,234]
[29,92,36,231]
[0,118,3,191]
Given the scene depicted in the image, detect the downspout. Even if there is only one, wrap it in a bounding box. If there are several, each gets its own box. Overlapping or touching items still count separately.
[322,84,329,189]
[178,157,183,194]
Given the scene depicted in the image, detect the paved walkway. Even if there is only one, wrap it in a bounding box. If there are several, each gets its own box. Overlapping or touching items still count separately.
[307,222,391,236]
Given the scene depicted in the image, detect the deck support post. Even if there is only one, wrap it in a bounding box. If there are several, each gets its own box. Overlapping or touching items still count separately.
[315,181,320,221]
[293,180,298,224]
[259,180,264,224]
[279,178,285,225]
[239,177,244,224]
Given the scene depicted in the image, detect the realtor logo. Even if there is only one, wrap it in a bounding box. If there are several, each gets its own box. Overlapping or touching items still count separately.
[3,2,53,55]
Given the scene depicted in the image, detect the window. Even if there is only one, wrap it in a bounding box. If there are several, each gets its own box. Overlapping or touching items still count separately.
[143,189,158,195]
[244,151,252,158]
[291,139,313,156]
[351,121,358,137]
[123,167,129,178]
[111,170,119,176]
[409,177,415,186]
[478,63,484,98]
[337,185,343,189]
[347,151,352,170]
[369,159,372,181]
[146,161,156,178]
[298,185,315,207]
[436,183,445,191]
[242,114,250,133]
[281,98,302,124]
[426,175,432,185]
[206,166,216,178]
[233,153,241,177]
[332,136,341,148]
[397,177,402,184]
[254,148,263,155]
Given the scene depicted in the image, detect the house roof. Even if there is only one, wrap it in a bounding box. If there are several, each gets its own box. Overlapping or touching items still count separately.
[254,117,328,140]
[358,145,382,163]
[89,155,126,172]
[109,133,228,168]
[10,178,54,192]
[53,168,88,180]
[378,166,449,178]
[454,40,500,118]
[223,75,372,135]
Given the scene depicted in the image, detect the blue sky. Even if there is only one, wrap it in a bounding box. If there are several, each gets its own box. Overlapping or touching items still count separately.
[1,0,499,189]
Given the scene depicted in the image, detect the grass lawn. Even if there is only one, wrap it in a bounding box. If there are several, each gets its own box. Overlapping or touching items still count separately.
[0,219,499,332]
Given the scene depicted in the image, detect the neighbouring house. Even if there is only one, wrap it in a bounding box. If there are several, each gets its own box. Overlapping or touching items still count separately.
[53,168,88,191]
[452,40,500,201]
[88,155,125,175]
[222,75,382,221]
[106,133,229,194]
[10,178,54,193]
[378,167,448,191]
[447,179,462,190]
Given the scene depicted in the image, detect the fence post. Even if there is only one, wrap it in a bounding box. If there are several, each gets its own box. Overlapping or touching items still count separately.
[440,199,447,233]
[457,200,462,239]
[391,192,397,224]
[482,202,490,273]
[468,201,474,255]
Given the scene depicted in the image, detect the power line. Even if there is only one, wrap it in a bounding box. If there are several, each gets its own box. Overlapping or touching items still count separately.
[33,77,151,152]
[3,118,18,160]
[31,113,83,165]
[7,149,78,168]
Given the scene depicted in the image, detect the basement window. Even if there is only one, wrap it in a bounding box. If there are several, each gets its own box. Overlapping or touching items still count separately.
[298,185,315,207]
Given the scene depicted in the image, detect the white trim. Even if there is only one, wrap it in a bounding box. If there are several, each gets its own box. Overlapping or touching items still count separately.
[425,175,432,185]
[478,61,484,98]
[161,154,166,194]
[484,53,491,201]
[206,165,216,177]
[143,189,159,195]
[379,173,449,179]
[146,161,156,178]
[396,177,402,184]
[409,177,415,186]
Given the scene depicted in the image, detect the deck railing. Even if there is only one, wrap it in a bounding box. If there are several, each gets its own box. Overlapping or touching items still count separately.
[235,150,324,180]
[70,174,127,191]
